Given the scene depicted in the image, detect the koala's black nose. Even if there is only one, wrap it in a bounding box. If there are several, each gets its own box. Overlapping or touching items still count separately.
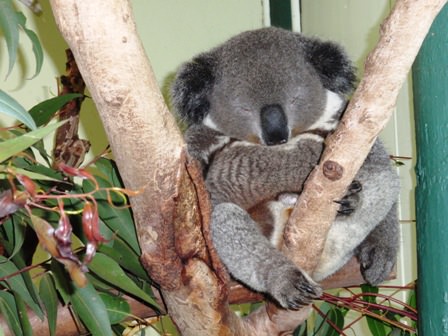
[260,104,289,146]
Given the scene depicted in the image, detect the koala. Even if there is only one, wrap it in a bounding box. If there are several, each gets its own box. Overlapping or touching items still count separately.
[171,27,400,309]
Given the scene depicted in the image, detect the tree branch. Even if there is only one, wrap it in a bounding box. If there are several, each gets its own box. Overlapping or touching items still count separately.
[285,0,447,273]
[47,0,446,335]
[254,1,447,333]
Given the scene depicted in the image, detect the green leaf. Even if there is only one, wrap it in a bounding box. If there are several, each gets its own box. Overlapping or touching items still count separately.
[0,291,23,336]
[39,273,58,336]
[361,284,389,336]
[0,256,43,319]
[29,94,83,127]
[13,292,33,336]
[70,283,113,336]
[98,292,131,324]
[83,176,140,254]
[98,238,149,281]
[89,253,158,308]
[293,322,307,336]
[11,156,63,181]
[314,302,346,336]
[2,214,26,260]
[0,0,20,78]
[94,158,124,188]
[0,120,66,163]
[50,261,71,305]
[16,12,43,78]
[0,165,61,181]
[0,90,37,130]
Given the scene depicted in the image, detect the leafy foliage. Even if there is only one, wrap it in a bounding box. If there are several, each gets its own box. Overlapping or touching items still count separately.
[0,90,37,130]
[0,0,43,79]
[1,72,160,334]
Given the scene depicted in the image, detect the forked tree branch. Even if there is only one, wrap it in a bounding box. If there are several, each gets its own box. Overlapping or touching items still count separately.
[258,1,447,332]
[46,1,446,335]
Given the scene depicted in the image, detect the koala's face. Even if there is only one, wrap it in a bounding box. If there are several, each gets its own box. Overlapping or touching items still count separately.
[172,27,355,146]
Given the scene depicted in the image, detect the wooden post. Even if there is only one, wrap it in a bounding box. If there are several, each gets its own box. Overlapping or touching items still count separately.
[412,4,448,334]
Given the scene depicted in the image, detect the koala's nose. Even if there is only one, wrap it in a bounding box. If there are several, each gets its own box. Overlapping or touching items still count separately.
[260,104,289,146]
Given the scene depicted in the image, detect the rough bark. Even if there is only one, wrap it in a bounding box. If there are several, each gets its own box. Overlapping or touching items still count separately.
[47,0,446,335]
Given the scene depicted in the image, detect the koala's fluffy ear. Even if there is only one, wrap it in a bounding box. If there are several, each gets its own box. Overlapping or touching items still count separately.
[302,38,357,95]
[171,54,217,125]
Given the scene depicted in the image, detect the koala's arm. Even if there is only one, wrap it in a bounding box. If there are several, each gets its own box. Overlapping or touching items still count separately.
[205,134,324,308]
[211,202,321,309]
[184,124,230,168]
[206,134,324,209]
[313,139,400,283]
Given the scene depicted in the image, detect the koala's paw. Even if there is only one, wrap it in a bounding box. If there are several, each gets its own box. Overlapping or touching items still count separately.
[335,180,362,216]
[357,243,396,286]
[269,267,322,310]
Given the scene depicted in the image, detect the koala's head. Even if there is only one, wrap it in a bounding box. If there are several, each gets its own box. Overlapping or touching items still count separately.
[171,27,356,146]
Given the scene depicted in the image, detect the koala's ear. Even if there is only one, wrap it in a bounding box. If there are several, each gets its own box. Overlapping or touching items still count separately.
[302,38,357,95]
[171,53,217,125]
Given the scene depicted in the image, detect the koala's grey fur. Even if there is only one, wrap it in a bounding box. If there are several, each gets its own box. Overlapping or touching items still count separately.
[171,27,400,309]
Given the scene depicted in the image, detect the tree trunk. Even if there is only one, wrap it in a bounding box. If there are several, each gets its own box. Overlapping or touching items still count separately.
[48,0,446,335]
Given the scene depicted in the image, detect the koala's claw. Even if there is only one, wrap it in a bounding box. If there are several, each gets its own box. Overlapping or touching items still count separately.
[334,199,355,215]
[270,268,322,309]
[348,180,362,194]
[336,180,362,216]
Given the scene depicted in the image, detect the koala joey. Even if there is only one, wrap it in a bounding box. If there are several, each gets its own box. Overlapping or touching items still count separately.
[171,27,400,309]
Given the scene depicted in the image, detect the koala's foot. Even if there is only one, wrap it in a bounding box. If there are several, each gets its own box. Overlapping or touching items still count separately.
[268,265,322,309]
[335,180,362,216]
[356,242,396,285]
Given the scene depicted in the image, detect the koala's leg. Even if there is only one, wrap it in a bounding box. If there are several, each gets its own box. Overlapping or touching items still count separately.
[312,162,399,282]
[355,202,399,285]
[211,202,322,309]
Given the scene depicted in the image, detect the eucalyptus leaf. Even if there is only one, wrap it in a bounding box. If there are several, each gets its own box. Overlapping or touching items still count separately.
[39,273,58,336]
[16,12,43,78]
[0,90,37,130]
[362,284,390,336]
[89,253,158,308]
[99,239,149,281]
[70,282,113,336]
[366,316,389,336]
[98,292,131,324]
[0,0,20,78]
[0,291,23,336]
[0,120,66,163]
[95,158,124,188]
[11,156,63,181]
[13,292,33,336]
[0,165,61,181]
[314,302,346,336]
[29,93,83,127]
[320,307,345,336]
[293,322,306,336]
[0,256,43,319]
[2,214,26,260]
[50,261,71,305]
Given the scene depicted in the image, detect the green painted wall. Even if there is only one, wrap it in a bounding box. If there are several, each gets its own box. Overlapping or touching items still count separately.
[413,5,448,334]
